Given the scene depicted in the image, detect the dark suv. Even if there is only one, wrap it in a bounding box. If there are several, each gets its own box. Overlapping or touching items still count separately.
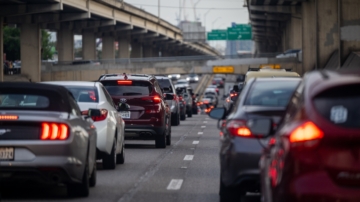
[99,74,173,148]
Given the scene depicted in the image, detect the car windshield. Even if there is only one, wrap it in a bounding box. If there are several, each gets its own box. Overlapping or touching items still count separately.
[63,86,99,103]
[101,80,152,96]
[244,80,300,107]
[157,79,173,93]
[177,81,187,84]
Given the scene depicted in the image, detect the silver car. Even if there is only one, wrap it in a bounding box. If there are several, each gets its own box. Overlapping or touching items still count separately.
[0,82,97,197]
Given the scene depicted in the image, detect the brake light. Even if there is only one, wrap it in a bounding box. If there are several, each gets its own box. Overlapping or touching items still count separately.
[216,88,219,92]
[41,123,69,140]
[230,93,237,97]
[91,109,108,122]
[178,96,183,101]
[226,120,251,137]
[142,96,162,104]
[117,80,132,85]
[153,95,161,103]
[289,122,324,143]
[0,115,19,120]
[173,94,178,101]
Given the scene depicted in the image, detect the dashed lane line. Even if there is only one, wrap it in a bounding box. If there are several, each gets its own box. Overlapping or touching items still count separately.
[198,132,203,135]
[201,126,206,128]
[183,155,194,161]
[167,179,184,190]
[192,141,199,145]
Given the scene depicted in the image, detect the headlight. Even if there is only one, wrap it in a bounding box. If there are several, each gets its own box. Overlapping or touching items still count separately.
[176,75,181,78]
[186,78,190,81]
[195,77,199,81]
[168,75,172,78]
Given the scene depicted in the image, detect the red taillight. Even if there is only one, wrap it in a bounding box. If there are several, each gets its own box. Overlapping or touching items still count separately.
[91,109,108,122]
[117,80,132,85]
[0,115,19,120]
[142,96,162,104]
[216,88,219,92]
[226,120,251,137]
[88,91,97,101]
[178,96,183,101]
[289,122,324,143]
[173,94,178,101]
[41,123,69,140]
[212,81,216,85]
[230,93,237,97]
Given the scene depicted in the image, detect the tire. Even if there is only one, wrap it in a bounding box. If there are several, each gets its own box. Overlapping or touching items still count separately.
[219,178,244,202]
[177,113,181,125]
[180,113,186,121]
[103,139,116,169]
[116,143,125,164]
[68,164,90,197]
[166,122,171,146]
[155,130,166,149]
[187,110,192,118]
[192,107,198,114]
[171,113,180,126]
[89,162,96,187]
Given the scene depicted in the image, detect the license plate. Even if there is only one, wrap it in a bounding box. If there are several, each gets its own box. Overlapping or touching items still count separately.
[0,147,14,161]
[119,111,131,119]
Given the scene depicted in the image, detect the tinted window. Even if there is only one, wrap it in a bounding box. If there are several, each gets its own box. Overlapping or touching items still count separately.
[64,86,99,103]
[0,94,50,108]
[244,80,300,107]
[313,84,360,128]
[157,79,173,93]
[177,81,187,84]
[101,80,152,96]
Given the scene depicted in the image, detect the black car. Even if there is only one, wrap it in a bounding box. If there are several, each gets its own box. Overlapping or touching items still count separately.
[208,77,302,202]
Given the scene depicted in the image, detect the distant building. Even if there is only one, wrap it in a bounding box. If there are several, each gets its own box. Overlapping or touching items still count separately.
[178,21,206,43]
[226,40,254,56]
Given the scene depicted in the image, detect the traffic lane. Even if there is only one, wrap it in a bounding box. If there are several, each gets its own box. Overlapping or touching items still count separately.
[0,114,207,201]
[126,114,219,202]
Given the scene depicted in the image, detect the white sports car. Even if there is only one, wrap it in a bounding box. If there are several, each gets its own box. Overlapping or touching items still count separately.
[43,81,125,169]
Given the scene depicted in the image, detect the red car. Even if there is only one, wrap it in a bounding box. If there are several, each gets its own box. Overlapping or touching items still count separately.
[100,74,173,148]
[256,70,360,202]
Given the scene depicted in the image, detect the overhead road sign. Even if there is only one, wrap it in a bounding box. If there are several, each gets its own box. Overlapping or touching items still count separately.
[213,66,234,73]
[207,30,227,40]
[207,24,252,41]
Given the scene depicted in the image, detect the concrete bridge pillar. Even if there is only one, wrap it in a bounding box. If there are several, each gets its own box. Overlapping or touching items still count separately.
[102,34,115,60]
[0,17,3,82]
[57,26,74,62]
[131,41,142,58]
[20,24,41,82]
[118,36,130,58]
[143,46,153,58]
[82,30,96,60]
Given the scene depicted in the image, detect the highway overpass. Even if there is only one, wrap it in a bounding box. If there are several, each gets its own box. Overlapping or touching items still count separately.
[0,0,220,82]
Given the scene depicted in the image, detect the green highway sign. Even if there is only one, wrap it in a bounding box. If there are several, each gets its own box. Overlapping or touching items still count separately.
[207,24,252,41]
[207,30,227,40]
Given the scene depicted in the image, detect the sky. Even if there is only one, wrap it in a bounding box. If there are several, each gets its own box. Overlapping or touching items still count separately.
[125,0,249,32]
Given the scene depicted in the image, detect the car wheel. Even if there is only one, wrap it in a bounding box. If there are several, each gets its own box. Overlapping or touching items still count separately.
[192,107,198,114]
[171,113,180,126]
[177,113,181,125]
[116,143,125,164]
[103,139,116,169]
[155,127,167,149]
[219,177,244,202]
[89,161,96,187]
[166,119,171,146]
[180,113,186,120]
[68,163,90,197]
[187,110,192,117]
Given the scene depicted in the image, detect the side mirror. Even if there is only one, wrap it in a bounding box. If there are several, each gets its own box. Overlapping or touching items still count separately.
[208,107,226,120]
[164,93,174,100]
[247,118,272,137]
[88,108,101,117]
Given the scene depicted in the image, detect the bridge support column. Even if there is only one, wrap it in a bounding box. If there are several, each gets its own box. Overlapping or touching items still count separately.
[82,30,96,60]
[118,36,130,58]
[20,24,41,82]
[152,48,159,57]
[131,42,142,58]
[143,46,153,58]
[0,17,3,82]
[102,34,115,61]
[57,26,74,62]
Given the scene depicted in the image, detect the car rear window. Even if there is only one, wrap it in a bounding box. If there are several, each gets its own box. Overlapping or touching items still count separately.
[101,80,152,96]
[244,80,300,107]
[157,79,173,93]
[313,84,360,128]
[64,86,99,103]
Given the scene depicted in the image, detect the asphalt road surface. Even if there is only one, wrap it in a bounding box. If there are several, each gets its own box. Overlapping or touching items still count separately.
[0,75,260,202]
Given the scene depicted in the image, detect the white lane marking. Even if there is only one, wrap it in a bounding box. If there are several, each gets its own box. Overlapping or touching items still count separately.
[205,118,209,120]
[167,179,184,190]
[201,126,206,128]
[203,121,208,123]
[198,132,203,135]
[181,166,187,169]
[183,155,194,161]
[193,141,199,145]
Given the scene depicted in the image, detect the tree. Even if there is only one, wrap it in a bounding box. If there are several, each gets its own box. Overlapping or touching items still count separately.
[3,27,54,61]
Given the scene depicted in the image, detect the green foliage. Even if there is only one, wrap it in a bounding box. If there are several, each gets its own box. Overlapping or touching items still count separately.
[3,27,20,61]
[3,27,54,61]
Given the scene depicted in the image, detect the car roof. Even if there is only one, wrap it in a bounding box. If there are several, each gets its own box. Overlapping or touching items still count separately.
[245,71,300,82]
[42,81,97,87]
[100,74,154,81]
[155,76,171,80]
[177,79,187,82]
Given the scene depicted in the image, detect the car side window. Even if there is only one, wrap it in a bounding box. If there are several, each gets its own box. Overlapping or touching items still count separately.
[283,82,304,123]
[154,82,164,98]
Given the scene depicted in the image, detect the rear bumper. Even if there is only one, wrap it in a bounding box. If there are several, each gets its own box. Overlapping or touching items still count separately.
[276,171,360,202]
[124,125,165,140]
